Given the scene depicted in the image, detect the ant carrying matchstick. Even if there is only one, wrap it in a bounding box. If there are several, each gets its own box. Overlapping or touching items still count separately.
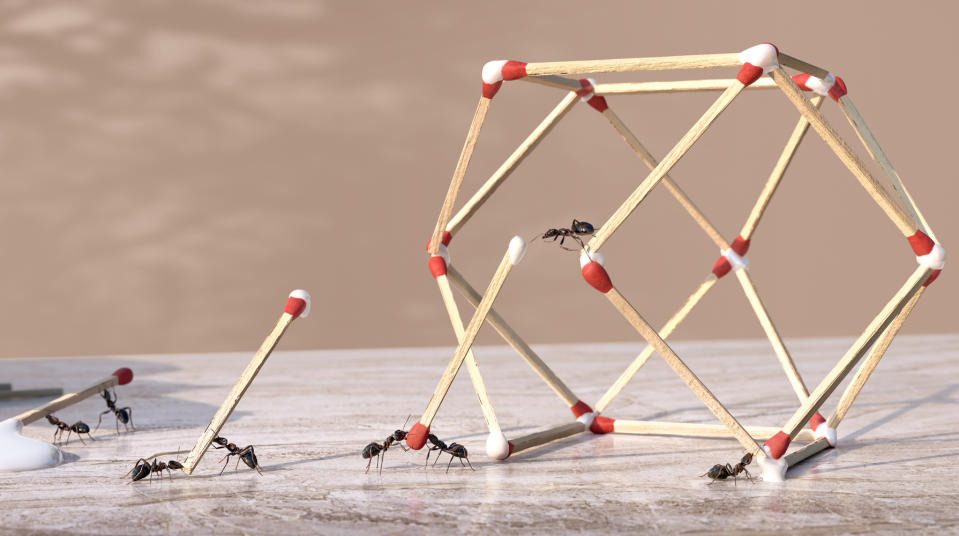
[95,388,134,434]
[425,433,474,473]
[701,452,753,484]
[44,414,94,445]
[212,436,262,476]
[362,417,410,474]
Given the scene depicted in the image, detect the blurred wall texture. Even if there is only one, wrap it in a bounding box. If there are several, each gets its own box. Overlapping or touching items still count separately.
[0,1,953,357]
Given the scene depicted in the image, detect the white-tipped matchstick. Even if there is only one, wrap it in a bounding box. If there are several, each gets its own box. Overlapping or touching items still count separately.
[607,419,815,442]
[407,238,526,451]
[508,421,586,455]
[523,53,742,76]
[181,290,311,475]
[1,368,133,472]
[593,77,777,95]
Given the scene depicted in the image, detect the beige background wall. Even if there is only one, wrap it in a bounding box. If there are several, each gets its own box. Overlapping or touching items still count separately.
[0,1,953,357]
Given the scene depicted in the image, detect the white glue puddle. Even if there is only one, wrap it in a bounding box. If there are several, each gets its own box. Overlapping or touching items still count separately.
[0,417,62,471]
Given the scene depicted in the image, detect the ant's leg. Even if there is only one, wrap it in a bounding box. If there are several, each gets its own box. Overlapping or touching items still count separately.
[64,430,72,446]
[446,456,455,474]
[76,431,86,446]
[465,457,475,471]
[95,410,110,432]
[124,458,150,477]
[424,449,431,468]
[115,415,120,435]
[219,455,231,476]
[365,456,373,473]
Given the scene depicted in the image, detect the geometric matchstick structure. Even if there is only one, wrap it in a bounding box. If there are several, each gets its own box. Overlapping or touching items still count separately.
[407,44,945,481]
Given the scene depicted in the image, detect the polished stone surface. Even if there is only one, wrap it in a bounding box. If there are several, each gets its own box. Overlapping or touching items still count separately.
[1,335,957,534]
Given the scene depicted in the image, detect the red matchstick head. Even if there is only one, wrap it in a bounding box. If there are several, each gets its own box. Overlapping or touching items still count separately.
[112,368,134,386]
[284,289,311,320]
[581,262,613,294]
[406,422,429,450]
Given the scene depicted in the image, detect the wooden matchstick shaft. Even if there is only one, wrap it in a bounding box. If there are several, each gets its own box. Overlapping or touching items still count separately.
[837,96,937,242]
[182,312,295,475]
[523,53,741,76]
[521,75,584,92]
[428,96,491,254]
[784,438,831,468]
[601,108,728,250]
[827,288,924,429]
[593,276,717,414]
[434,273,502,433]
[779,266,930,439]
[739,96,823,240]
[419,248,517,427]
[593,78,777,95]
[735,269,810,401]
[603,286,763,456]
[508,421,586,454]
[589,80,746,251]
[0,389,63,401]
[446,264,581,407]
[16,375,119,425]
[610,420,815,442]
[776,52,831,79]
[770,68,916,236]
[446,92,579,236]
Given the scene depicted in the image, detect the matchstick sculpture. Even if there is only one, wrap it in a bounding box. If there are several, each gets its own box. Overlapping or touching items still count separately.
[410,44,944,482]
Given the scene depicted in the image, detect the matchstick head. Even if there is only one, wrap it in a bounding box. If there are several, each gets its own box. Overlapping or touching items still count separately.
[589,416,615,435]
[711,248,749,279]
[792,73,847,101]
[737,43,779,86]
[485,431,512,460]
[508,236,527,265]
[576,78,609,113]
[406,422,429,450]
[428,255,448,278]
[112,368,134,386]
[425,232,453,252]
[481,60,528,99]
[581,261,613,294]
[579,251,605,268]
[813,424,838,447]
[284,289,311,319]
[758,449,788,482]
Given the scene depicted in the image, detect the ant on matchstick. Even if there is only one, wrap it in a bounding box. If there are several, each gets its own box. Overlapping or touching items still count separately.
[534,219,598,260]
[45,414,94,445]
[701,452,753,484]
[362,417,410,474]
[425,433,474,473]
[95,388,134,434]
[126,457,184,482]
[212,436,262,476]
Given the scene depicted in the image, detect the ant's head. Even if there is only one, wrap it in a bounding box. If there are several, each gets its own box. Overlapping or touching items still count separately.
[392,429,407,441]
[741,452,753,465]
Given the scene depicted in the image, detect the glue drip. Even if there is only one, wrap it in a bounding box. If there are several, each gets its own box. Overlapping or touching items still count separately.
[0,417,62,472]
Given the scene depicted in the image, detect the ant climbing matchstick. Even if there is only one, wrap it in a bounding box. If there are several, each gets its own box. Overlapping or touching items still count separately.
[94,388,134,434]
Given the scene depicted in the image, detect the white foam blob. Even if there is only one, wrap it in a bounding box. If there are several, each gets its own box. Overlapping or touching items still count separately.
[0,418,62,472]
[485,431,511,460]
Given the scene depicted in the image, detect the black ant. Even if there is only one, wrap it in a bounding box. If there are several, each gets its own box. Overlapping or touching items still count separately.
[95,388,134,434]
[212,436,261,476]
[701,452,753,484]
[126,457,184,482]
[44,414,94,445]
[425,434,475,473]
[534,219,596,251]
[362,417,410,474]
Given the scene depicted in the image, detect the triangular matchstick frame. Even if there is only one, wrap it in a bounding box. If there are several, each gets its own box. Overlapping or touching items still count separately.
[410,44,945,482]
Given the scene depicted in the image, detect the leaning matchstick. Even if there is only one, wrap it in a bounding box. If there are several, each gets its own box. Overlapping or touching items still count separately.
[446,93,579,236]
[593,77,778,95]
[770,68,916,236]
[445,264,584,410]
[783,437,831,468]
[428,96,491,255]
[523,53,742,76]
[508,421,586,455]
[0,368,133,472]
[776,52,830,79]
[181,290,310,475]
[589,79,747,251]
[407,238,527,451]
[594,275,718,414]
[431,261,508,459]
[609,420,815,442]
[520,74,584,92]
[580,254,762,455]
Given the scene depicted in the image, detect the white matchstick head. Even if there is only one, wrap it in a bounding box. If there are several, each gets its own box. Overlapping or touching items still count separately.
[917,243,946,271]
[758,446,788,482]
[508,236,527,265]
[802,73,837,96]
[576,411,596,428]
[580,251,605,268]
[722,248,749,272]
[485,431,511,460]
[813,425,838,447]
[285,289,311,319]
[435,244,451,266]
[739,43,780,73]
[0,418,63,472]
[482,60,509,84]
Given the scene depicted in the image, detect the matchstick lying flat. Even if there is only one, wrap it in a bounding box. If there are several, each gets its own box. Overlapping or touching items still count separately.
[14,368,133,426]
[181,290,310,475]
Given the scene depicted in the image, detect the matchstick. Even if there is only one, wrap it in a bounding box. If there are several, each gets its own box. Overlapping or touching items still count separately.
[593,276,718,413]
[428,96,491,254]
[734,269,810,401]
[827,288,924,428]
[508,421,586,455]
[589,79,747,251]
[738,96,823,240]
[407,237,527,450]
[14,368,133,426]
[181,290,311,475]
[445,264,583,409]
[446,93,579,236]
[520,75,585,92]
[0,389,64,401]
[837,95,938,242]
[776,52,830,79]
[609,420,815,442]
[432,265,507,457]
[763,266,930,462]
[593,78,777,95]
[770,68,916,236]
[523,53,742,76]
[601,107,728,250]
[783,437,831,468]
